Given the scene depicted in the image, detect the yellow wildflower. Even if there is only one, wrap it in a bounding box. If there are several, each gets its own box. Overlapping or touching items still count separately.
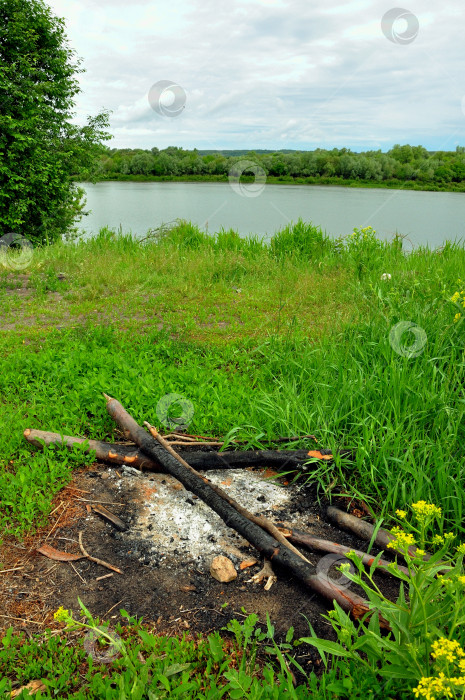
[458,575,465,585]
[444,532,455,540]
[387,527,416,550]
[450,675,465,686]
[431,638,464,663]
[432,534,444,545]
[338,562,351,573]
[395,509,407,519]
[457,543,465,554]
[454,313,462,323]
[451,292,460,303]
[53,606,70,622]
[413,673,452,699]
[414,549,426,558]
[411,501,442,520]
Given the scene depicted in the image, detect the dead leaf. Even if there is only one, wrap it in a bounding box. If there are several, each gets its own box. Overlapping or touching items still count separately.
[179,585,197,592]
[37,544,84,562]
[240,559,258,570]
[11,680,47,697]
[307,450,333,461]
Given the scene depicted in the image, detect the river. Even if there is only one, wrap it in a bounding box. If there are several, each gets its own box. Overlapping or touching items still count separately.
[78,181,465,248]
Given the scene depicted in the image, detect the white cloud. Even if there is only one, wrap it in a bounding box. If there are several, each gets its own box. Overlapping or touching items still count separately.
[46,0,465,150]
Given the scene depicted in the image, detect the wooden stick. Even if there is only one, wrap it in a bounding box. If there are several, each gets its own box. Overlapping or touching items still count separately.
[103,394,379,622]
[78,532,123,575]
[279,527,410,577]
[145,422,310,564]
[24,428,159,471]
[165,441,224,447]
[0,614,43,626]
[68,561,86,584]
[44,502,68,542]
[96,573,114,581]
[92,504,127,532]
[0,567,25,574]
[24,428,316,472]
[327,507,430,562]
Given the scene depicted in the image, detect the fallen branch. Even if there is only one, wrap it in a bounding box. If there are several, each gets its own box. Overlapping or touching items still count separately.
[24,429,157,470]
[78,532,123,575]
[104,394,381,622]
[24,429,319,472]
[327,506,430,561]
[145,422,310,564]
[279,527,410,577]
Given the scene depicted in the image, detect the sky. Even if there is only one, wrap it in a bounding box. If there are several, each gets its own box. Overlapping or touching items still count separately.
[47,0,465,152]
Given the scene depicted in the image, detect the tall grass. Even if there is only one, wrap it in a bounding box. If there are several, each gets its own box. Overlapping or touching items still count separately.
[1,219,465,536]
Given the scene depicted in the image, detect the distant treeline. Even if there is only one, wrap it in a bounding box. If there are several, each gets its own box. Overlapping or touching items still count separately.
[90,144,465,189]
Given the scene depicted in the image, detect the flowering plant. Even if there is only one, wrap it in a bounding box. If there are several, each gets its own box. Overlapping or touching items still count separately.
[449,282,465,323]
[302,504,465,698]
[345,226,383,278]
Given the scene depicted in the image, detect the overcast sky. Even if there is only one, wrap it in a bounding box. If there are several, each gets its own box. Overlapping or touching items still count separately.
[47,0,465,152]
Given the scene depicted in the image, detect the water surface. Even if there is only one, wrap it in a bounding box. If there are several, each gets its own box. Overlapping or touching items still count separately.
[78,181,465,248]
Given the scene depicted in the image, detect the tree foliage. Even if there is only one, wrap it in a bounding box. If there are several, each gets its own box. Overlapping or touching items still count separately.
[96,144,465,191]
[0,0,110,244]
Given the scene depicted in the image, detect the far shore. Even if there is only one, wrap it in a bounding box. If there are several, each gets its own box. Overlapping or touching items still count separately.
[75,173,465,194]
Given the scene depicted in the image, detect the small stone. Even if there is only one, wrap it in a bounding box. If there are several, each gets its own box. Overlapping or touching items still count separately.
[210,555,237,583]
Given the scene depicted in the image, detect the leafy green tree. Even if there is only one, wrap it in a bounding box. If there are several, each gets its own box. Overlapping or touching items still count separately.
[0,0,110,244]
[129,153,153,175]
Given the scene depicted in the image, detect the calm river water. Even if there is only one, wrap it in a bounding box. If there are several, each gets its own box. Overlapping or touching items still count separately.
[78,181,465,248]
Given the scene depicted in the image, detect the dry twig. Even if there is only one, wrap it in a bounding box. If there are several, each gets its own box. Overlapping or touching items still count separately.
[78,532,123,575]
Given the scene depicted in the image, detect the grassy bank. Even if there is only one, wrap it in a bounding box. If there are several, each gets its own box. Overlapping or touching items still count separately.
[1,220,464,535]
[87,173,465,193]
[1,220,465,697]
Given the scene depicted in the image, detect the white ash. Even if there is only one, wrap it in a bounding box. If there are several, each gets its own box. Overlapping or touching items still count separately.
[116,469,308,566]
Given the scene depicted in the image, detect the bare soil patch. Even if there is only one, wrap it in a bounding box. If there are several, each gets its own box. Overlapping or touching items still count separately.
[0,461,399,671]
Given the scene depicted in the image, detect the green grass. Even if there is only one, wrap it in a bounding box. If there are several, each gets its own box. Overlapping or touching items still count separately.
[0,603,408,699]
[2,219,465,698]
[1,220,465,536]
[0,609,316,699]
